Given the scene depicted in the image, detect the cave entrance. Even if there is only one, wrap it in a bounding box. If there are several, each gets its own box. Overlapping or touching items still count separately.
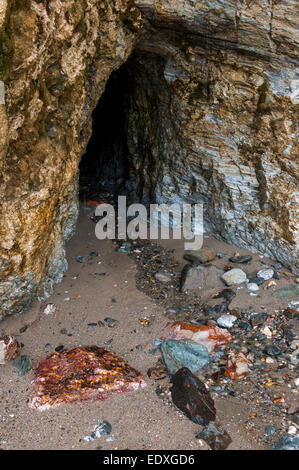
[79,60,133,204]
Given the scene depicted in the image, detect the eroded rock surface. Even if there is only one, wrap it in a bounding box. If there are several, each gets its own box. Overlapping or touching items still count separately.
[0,0,298,319]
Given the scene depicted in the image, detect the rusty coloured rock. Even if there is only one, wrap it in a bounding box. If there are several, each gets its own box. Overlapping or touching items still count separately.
[29,346,146,410]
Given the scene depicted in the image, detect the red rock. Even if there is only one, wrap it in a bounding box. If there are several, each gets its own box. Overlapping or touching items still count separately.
[161,321,232,353]
[29,346,146,410]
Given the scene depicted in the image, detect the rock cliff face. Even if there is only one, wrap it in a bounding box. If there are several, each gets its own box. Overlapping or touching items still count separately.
[0,1,298,320]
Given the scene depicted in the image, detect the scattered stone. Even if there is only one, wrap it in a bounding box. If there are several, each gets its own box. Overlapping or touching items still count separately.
[76,256,86,263]
[183,248,216,264]
[264,345,282,357]
[0,336,20,365]
[257,268,274,281]
[271,436,299,450]
[84,421,112,442]
[248,276,264,286]
[161,339,210,374]
[147,362,168,380]
[265,425,276,436]
[43,304,57,315]
[221,268,247,286]
[180,264,223,292]
[13,355,32,376]
[154,272,172,283]
[104,318,118,328]
[273,285,299,299]
[217,314,237,329]
[196,421,232,450]
[171,367,216,426]
[117,248,129,253]
[225,351,251,380]
[229,255,252,264]
[161,321,231,353]
[89,251,98,257]
[29,346,146,410]
[87,323,98,327]
[287,300,299,311]
[213,288,236,304]
[19,325,28,333]
[55,345,65,352]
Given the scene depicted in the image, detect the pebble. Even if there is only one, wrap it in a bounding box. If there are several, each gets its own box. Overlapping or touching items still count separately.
[183,248,216,264]
[43,303,57,315]
[84,421,112,442]
[76,256,86,263]
[264,345,282,357]
[229,255,252,264]
[221,268,247,286]
[265,425,276,436]
[217,314,237,329]
[273,262,283,270]
[13,355,32,376]
[247,282,259,291]
[274,285,299,299]
[104,318,118,328]
[161,339,210,374]
[154,272,172,283]
[89,251,98,257]
[248,276,264,286]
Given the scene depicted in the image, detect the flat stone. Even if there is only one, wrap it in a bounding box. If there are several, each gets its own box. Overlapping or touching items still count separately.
[183,248,216,264]
[161,339,210,374]
[229,255,252,264]
[221,268,247,286]
[217,314,237,329]
[171,367,216,426]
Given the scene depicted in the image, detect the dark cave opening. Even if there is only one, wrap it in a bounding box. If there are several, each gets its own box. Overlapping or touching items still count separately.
[79,60,133,202]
